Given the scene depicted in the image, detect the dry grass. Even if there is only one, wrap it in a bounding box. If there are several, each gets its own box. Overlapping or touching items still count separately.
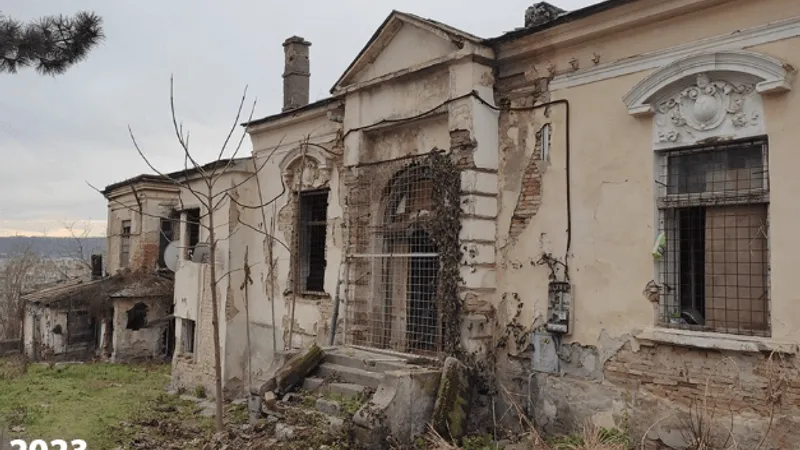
[425,348,791,450]
[641,349,791,450]
[422,382,629,450]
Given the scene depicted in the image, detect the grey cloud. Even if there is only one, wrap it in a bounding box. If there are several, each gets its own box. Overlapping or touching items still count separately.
[0,0,599,233]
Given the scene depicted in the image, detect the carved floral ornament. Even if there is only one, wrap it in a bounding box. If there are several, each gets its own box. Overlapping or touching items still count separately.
[654,73,761,144]
[278,146,332,190]
[622,50,795,148]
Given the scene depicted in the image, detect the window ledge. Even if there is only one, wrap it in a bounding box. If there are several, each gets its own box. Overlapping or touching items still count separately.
[635,327,798,355]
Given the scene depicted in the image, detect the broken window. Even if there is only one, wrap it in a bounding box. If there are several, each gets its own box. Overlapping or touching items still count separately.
[182,319,196,354]
[297,189,328,293]
[185,208,201,259]
[659,139,769,336]
[67,310,95,345]
[120,220,132,268]
[126,302,149,330]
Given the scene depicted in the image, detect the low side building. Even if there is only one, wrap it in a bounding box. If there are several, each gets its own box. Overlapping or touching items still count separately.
[22,272,174,363]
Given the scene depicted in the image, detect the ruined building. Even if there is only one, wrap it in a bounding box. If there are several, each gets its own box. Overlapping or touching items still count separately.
[108,0,800,447]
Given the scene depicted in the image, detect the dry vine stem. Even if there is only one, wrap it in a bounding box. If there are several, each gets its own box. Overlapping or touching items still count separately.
[500,383,550,448]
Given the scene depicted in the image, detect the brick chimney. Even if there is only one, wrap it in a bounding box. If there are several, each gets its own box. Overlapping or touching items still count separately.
[282,36,311,112]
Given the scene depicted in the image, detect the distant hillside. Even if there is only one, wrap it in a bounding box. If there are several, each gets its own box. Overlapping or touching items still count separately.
[0,236,105,259]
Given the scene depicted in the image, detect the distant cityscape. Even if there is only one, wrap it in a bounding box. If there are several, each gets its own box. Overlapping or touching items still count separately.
[0,236,105,259]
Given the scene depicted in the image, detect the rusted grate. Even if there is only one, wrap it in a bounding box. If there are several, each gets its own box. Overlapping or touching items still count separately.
[657,138,770,336]
[344,156,442,357]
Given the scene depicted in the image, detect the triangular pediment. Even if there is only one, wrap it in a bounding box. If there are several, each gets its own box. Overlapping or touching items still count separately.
[333,11,485,93]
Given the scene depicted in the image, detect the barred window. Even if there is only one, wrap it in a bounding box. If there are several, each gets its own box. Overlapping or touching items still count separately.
[298,189,329,293]
[658,138,769,336]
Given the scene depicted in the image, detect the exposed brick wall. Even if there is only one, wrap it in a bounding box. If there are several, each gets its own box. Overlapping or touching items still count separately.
[131,237,160,273]
[605,343,799,417]
[509,155,543,240]
[499,109,548,242]
[495,340,800,448]
[172,264,219,397]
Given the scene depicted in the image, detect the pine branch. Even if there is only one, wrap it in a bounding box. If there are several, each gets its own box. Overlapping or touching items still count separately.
[0,11,104,76]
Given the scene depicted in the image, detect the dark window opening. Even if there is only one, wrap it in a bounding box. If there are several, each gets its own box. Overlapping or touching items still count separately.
[121,220,132,268]
[126,302,149,330]
[660,139,769,336]
[298,190,328,292]
[185,208,201,259]
[678,207,706,315]
[158,214,179,269]
[182,319,196,354]
[67,311,95,345]
[160,304,176,358]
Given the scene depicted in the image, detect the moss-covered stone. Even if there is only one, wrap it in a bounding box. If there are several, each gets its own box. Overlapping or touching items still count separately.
[275,343,324,394]
[431,356,472,441]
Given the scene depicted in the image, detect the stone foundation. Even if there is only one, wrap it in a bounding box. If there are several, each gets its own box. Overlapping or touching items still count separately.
[492,339,800,449]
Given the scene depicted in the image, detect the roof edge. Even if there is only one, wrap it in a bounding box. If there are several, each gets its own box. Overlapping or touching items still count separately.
[101,157,252,197]
[489,0,639,44]
[242,96,341,129]
[330,10,488,94]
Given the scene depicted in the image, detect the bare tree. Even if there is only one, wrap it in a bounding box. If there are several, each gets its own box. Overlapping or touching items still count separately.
[57,220,102,271]
[0,11,103,75]
[89,77,293,431]
[0,246,39,340]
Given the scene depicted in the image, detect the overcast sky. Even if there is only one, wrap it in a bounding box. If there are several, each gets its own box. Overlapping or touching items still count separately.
[0,0,599,237]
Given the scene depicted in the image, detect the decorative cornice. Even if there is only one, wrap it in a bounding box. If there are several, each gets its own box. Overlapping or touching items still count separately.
[623,50,795,116]
[549,15,800,92]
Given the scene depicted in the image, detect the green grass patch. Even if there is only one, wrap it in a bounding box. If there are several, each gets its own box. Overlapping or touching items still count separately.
[547,427,631,450]
[0,360,175,449]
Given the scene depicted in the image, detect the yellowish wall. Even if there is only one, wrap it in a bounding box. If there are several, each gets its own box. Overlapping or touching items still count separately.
[496,1,800,348]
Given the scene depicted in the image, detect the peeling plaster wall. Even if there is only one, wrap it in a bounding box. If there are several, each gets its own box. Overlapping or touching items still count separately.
[490,1,800,446]
[239,41,500,381]
[170,170,251,397]
[111,297,170,361]
[23,304,93,359]
[106,187,180,274]
[238,112,344,395]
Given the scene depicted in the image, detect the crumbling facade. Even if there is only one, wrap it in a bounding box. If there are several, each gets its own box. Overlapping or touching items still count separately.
[103,159,256,395]
[107,0,800,446]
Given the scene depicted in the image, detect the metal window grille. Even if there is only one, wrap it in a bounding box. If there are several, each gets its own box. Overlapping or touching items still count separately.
[297,189,329,293]
[657,138,770,336]
[121,220,131,268]
[345,157,442,357]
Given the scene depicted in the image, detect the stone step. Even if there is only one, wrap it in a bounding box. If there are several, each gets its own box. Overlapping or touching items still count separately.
[324,349,409,373]
[302,377,368,399]
[315,363,383,389]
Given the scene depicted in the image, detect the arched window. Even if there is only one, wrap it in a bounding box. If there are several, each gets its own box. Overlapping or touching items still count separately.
[381,165,440,355]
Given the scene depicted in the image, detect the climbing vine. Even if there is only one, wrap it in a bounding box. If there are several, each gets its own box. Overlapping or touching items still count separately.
[424,150,464,358]
[425,150,500,395]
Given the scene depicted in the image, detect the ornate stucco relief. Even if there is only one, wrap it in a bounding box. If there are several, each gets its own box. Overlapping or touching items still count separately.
[653,73,765,149]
